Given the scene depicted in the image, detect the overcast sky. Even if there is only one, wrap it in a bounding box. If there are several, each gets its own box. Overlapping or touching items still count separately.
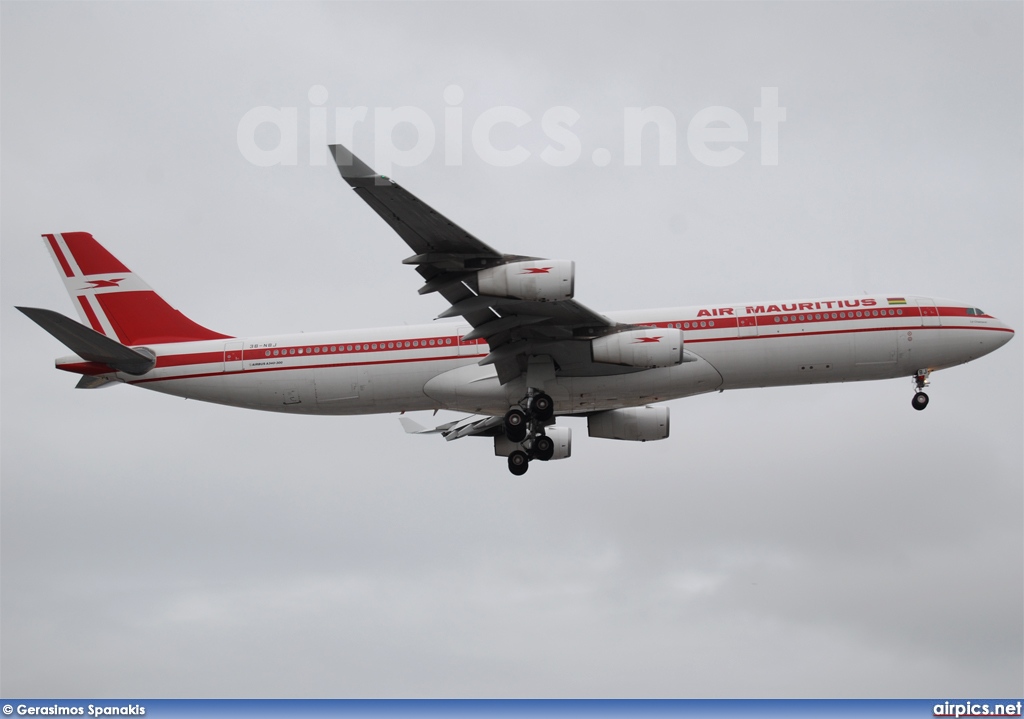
[2,1,1021,699]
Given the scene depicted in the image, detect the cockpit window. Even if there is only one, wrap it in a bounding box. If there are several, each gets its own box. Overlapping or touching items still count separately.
[965,308,985,316]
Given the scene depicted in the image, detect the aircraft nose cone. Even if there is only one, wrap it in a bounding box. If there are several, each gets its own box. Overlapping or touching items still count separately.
[988,317,1014,349]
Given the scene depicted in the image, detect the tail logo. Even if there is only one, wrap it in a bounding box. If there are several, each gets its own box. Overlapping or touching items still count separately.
[81,278,126,289]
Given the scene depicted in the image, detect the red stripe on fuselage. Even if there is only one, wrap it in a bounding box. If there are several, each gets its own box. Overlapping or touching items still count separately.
[127,320,1010,385]
[129,351,485,384]
[156,352,225,368]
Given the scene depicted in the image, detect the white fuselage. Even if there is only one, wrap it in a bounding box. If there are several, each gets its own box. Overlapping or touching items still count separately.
[59,294,1013,417]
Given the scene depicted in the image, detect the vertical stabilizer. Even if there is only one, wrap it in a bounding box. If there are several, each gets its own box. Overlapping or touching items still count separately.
[43,232,230,345]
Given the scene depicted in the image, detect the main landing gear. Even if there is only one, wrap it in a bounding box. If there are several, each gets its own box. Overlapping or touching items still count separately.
[503,390,555,476]
[911,369,931,411]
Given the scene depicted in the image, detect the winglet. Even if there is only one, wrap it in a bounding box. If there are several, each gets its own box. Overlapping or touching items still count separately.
[329,145,379,180]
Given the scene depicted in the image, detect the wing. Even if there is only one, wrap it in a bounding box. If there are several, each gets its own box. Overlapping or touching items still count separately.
[329,145,635,384]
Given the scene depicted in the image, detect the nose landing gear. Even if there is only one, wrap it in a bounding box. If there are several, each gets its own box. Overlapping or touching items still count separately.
[502,390,556,475]
[911,370,931,411]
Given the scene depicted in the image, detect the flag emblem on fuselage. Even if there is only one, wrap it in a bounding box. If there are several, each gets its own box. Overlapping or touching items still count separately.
[887,297,907,305]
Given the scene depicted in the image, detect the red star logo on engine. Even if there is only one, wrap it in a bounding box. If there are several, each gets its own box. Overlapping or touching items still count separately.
[634,336,662,343]
[520,267,552,274]
[81,278,125,289]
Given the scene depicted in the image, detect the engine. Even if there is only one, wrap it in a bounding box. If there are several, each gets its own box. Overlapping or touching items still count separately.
[477,260,575,301]
[588,406,670,442]
[591,328,684,368]
[494,426,572,460]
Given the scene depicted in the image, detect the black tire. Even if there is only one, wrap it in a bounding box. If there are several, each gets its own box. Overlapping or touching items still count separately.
[534,435,555,461]
[912,391,929,411]
[504,408,528,443]
[531,393,554,421]
[508,450,529,476]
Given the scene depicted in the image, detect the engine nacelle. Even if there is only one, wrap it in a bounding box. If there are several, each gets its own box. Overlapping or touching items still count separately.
[591,328,683,368]
[477,260,575,301]
[588,406,670,442]
[494,426,572,460]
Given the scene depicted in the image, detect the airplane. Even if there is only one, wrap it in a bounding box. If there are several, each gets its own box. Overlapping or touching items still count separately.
[18,145,1015,475]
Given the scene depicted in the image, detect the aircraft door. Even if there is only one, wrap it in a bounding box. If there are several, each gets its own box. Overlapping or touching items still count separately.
[917,298,940,327]
[458,326,485,356]
[224,341,245,372]
[737,315,758,338]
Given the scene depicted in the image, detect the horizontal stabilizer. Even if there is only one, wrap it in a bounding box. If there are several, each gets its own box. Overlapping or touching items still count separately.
[76,375,121,389]
[17,306,156,375]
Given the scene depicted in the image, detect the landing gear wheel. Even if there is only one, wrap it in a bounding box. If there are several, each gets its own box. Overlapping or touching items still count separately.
[508,450,530,476]
[534,434,555,461]
[531,393,554,421]
[912,391,930,411]
[504,408,528,443]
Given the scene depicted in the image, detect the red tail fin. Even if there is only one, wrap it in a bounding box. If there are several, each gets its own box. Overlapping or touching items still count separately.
[44,232,231,345]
